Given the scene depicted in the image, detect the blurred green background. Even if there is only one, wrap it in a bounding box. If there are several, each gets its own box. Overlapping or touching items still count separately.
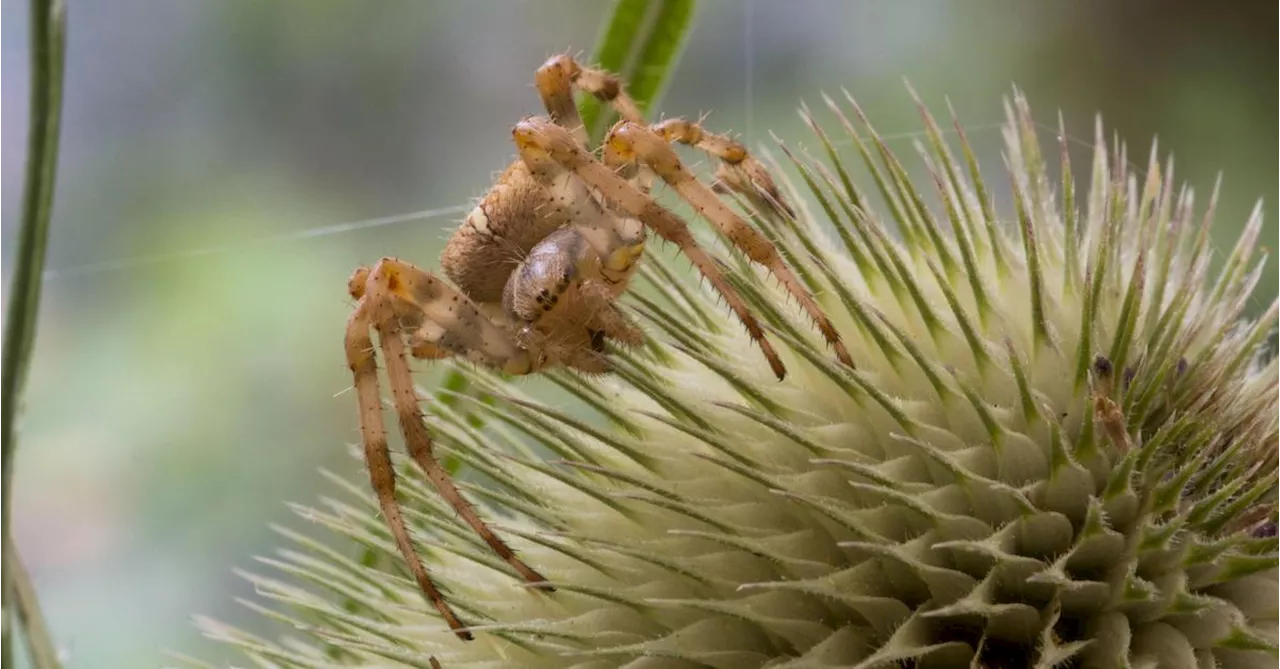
[2,1,1274,666]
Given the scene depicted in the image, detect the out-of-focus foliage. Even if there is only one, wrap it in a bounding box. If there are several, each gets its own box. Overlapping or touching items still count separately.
[0,1,1273,666]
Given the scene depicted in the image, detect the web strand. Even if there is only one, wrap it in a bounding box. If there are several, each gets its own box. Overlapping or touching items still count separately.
[744,0,754,144]
[43,204,471,281]
[40,120,1144,283]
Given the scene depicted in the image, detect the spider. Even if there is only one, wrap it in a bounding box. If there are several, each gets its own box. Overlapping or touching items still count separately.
[343,54,853,640]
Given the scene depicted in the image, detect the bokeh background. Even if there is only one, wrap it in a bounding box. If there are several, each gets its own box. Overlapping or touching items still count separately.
[2,1,1275,666]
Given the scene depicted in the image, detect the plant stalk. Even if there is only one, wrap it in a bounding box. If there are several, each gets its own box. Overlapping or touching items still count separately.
[1,0,68,666]
[5,541,62,669]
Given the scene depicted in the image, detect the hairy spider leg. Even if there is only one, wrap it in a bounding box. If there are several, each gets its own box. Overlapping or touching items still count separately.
[496,60,652,365]
[346,259,556,640]
[535,53,645,146]
[604,120,855,369]
[512,116,787,380]
[366,259,553,581]
[652,117,796,219]
[345,290,471,639]
[532,55,849,371]
[533,53,673,354]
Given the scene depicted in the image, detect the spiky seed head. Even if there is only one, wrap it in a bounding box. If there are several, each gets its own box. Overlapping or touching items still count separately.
[193,90,1278,669]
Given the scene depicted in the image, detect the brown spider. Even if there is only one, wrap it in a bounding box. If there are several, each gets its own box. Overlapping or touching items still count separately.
[343,54,853,640]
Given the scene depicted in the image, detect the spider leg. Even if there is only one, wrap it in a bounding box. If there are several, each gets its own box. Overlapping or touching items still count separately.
[602,120,855,369]
[652,117,795,219]
[533,54,660,278]
[513,116,787,380]
[352,262,535,375]
[362,258,554,589]
[535,53,645,145]
[344,289,471,639]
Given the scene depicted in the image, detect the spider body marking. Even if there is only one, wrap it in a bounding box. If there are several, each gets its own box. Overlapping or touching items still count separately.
[343,54,853,640]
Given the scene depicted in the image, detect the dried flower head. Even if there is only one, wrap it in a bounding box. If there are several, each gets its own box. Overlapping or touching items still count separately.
[191,90,1278,669]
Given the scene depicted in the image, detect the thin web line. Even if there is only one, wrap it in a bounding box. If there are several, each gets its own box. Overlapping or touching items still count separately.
[744,0,754,143]
[42,204,471,281]
[39,119,1134,282]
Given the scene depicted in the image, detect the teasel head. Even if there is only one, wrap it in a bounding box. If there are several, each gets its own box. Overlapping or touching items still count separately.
[191,89,1278,669]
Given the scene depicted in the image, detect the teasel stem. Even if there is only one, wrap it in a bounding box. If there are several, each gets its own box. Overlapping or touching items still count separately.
[1,1,67,667]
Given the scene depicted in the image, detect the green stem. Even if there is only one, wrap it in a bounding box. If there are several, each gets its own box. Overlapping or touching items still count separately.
[5,541,62,669]
[580,0,697,144]
[2,0,68,666]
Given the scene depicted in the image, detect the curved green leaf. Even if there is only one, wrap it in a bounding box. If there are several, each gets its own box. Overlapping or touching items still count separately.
[581,0,698,144]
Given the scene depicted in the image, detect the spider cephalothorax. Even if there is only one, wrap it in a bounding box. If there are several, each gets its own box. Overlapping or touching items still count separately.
[343,54,852,639]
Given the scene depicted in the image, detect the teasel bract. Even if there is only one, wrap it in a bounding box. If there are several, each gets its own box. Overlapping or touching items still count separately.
[191,90,1278,669]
